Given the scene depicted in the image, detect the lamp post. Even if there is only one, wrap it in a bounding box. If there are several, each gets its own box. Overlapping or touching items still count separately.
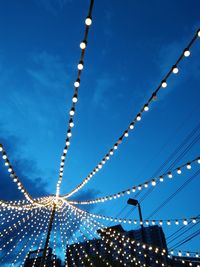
[127,198,147,265]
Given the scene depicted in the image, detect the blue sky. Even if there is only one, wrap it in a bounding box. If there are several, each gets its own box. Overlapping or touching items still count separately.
[0,0,200,259]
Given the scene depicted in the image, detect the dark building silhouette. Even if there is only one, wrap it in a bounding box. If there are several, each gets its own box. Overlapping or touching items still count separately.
[24,247,62,267]
[66,224,169,267]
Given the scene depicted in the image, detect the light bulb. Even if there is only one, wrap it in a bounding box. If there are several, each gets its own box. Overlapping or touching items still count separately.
[85,16,92,26]
[184,49,190,57]
[159,176,164,182]
[67,131,72,137]
[78,61,84,70]
[0,145,2,152]
[151,180,156,186]
[74,79,80,88]
[80,41,87,50]
[198,30,200,37]
[177,168,181,174]
[70,108,75,116]
[197,157,200,164]
[129,123,134,129]
[124,131,128,137]
[172,65,179,74]
[186,163,191,169]
[72,94,78,103]
[161,80,167,88]
[168,172,173,179]
[136,114,141,121]
[69,120,74,128]
[144,104,149,111]
[2,154,7,159]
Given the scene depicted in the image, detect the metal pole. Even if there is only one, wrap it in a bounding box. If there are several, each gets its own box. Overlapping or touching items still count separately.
[138,203,145,243]
[40,204,56,267]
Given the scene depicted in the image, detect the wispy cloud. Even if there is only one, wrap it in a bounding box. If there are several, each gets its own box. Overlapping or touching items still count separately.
[33,0,71,15]
[91,76,115,110]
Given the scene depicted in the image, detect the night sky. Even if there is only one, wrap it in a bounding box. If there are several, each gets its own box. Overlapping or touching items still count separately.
[0,0,200,259]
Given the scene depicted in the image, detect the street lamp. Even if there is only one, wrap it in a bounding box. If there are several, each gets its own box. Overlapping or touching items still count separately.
[127,198,147,265]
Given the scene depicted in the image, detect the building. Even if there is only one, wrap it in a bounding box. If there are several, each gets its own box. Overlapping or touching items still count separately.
[169,256,200,267]
[24,247,62,267]
[67,224,169,266]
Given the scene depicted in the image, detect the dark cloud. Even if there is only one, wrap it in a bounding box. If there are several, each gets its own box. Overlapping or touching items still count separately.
[0,134,49,201]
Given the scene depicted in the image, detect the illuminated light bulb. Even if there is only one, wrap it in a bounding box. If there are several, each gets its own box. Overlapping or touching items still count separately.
[198,29,200,37]
[136,114,141,121]
[159,220,163,225]
[13,178,17,182]
[0,145,2,151]
[114,144,118,150]
[2,154,7,159]
[197,157,200,164]
[192,218,197,223]
[69,119,74,128]
[144,182,148,188]
[66,139,70,146]
[69,107,75,116]
[124,131,129,137]
[161,80,167,88]
[80,41,87,49]
[186,162,191,169]
[8,167,12,173]
[67,130,72,137]
[183,219,188,225]
[63,148,67,154]
[78,61,84,70]
[151,179,156,186]
[178,251,182,256]
[177,168,182,174]
[85,16,92,26]
[129,123,134,129]
[109,150,114,155]
[168,172,173,178]
[132,187,136,192]
[167,220,171,225]
[184,49,190,57]
[138,185,142,190]
[72,94,78,103]
[175,220,179,225]
[144,104,149,111]
[5,161,9,166]
[172,65,179,74]
[159,176,164,182]
[74,79,80,88]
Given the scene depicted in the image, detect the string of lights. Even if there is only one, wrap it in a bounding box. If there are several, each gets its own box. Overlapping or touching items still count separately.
[68,202,200,259]
[67,203,154,267]
[64,28,200,199]
[56,210,69,267]
[19,210,50,267]
[32,209,51,267]
[0,209,44,264]
[59,208,95,267]
[0,144,34,202]
[10,211,49,266]
[55,0,94,198]
[0,208,39,238]
[66,156,200,204]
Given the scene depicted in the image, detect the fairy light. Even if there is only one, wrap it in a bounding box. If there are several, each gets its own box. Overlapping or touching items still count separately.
[184,49,190,57]
[55,0,95,198]
[64,29,200,198]
[161,80,167,88]
[20,211,49,267]
[66,156,199,205]
[172,65,179,74]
